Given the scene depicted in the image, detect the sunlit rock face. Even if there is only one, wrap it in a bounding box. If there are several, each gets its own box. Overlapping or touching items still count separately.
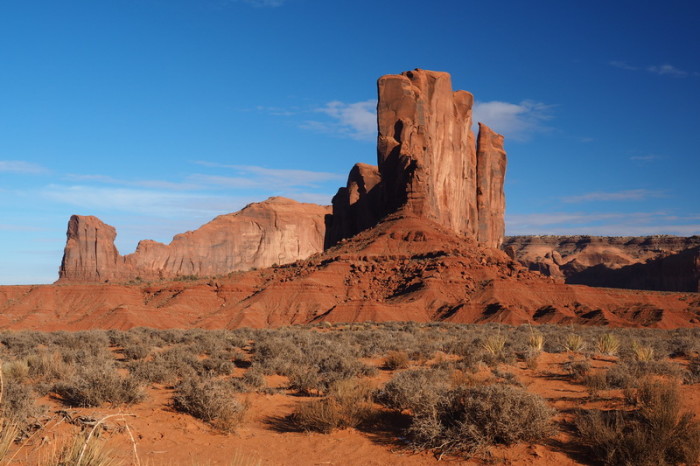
[58,197,330,283]
[329,69,507,248]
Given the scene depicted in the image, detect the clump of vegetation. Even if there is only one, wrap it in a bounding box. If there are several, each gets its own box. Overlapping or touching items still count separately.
[576,380,700,465]
[173,378,247,431]
[53,365,144,407]
[596,333,620,356]
[407,383,556,458]
[375,367,451,413]
[289,378,374,433]
[383,350,409,370]
[631,340,655,362]
[563,333,586,352]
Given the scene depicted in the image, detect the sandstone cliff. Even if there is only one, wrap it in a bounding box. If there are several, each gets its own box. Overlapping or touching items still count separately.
[328,69,507,248]
[503,235,700,292]
[58,197,330,283]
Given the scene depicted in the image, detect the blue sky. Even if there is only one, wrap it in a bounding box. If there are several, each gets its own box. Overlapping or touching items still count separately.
[1,0,699,285]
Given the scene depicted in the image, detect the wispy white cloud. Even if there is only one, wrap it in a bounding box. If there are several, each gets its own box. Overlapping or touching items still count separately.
[629,154,663,162]
[240,0,285,7]
[0,224,44,232]
[472,100,554,141]
[609,60,638,71]
[64,174,202,191]
[610,60,693,78]
[647,64,688,77]
[192,163,344,188]
[562,189,665,203]
[41,185,247,218]
[301,100,377,141]
[255,105,298,116]
[0,160,48,174]
[507,211,700,236]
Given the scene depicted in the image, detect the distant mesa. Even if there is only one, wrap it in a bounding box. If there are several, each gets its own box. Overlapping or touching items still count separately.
[58,69,508,283]
[503,235,700,292]
[59,197,330,282]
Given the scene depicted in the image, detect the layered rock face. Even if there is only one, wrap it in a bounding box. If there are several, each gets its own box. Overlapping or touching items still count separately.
[329,69,507,248]
[58,197,330,283]
[503,235,700,292]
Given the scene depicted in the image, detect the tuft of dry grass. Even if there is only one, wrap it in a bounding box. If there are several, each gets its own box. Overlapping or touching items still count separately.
[563,333,586,353]
[596,333,620,356]
[631,341,655,362]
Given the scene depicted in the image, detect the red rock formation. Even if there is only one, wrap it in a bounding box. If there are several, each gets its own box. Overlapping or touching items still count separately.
[58,197,330,283]
[328,69,507,249]
[4,214,699,331]
[476,123,507,248]
[503,235,700,292]
[325,163,382,247]
[59,215,124,282]
[376,69,479,237]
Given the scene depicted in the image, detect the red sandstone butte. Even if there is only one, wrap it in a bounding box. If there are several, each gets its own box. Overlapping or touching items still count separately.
[58,197,330,283]
[329,69,507,248]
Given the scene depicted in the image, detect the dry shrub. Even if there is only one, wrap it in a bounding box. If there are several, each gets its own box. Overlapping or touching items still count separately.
[383,351,409,370]
[173,378,247,431]
[408,383,556,457]
[375,367,451,412]
[576,380,700,465]
[121,344,150,361]
[53,365,144,407]
[481,334,506,357]
[1,382,41,425]
[524,350,540,370]
[596,333,620,356]
[289,379,374,433]
[564,359,591,380]
[685,356,700,384]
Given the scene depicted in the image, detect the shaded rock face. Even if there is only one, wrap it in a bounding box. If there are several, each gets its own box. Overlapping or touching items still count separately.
[327,69,507,249]
[58,197,330,283]
[503,235,700,292]
[325,163,382,248]
[476,123,507,248]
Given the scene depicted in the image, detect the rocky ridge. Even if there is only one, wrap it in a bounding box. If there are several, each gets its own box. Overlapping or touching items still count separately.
[503,235,700,292]
[59,197,330,283]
